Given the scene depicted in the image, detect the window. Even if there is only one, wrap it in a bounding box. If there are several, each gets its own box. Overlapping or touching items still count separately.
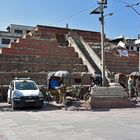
[14,39,17,42]
[126,46,129,50]
[15,81,38,90]
[130,46,133,51]
[14,29,23,34]
[137,47,139,52]
[1,38,10,44]
[74,78,81,83]
[26,30,30,34]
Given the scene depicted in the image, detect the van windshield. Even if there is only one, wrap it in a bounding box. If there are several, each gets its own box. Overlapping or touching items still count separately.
[15,81,38,90]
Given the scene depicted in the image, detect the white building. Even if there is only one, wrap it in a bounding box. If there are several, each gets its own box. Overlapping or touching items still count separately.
[135,39,140,45]
[0,24,34,48]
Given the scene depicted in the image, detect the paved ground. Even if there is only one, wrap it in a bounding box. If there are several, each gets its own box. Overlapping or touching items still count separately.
[0,102,140,140]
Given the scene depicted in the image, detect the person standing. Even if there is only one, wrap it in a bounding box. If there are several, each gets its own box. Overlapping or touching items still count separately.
[136,77,140,101]
[127,75,135,99]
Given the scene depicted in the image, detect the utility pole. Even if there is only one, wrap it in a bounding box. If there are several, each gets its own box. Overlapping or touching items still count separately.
[100,3,105,86]
[90,0,107,86]
[135,39,140,72]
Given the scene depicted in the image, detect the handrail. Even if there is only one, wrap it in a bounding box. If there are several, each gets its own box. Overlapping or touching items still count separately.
[68,36,95,74]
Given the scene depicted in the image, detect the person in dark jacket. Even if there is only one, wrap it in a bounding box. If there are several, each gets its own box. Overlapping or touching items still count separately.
[90,72,102,86]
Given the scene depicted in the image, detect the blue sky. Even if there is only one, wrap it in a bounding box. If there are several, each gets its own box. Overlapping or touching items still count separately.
[0,0,140,38]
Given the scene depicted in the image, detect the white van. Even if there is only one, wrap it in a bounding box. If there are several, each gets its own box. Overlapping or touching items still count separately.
[7,78,44,110]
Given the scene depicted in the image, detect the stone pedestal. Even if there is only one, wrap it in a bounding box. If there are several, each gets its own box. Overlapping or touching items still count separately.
[90,84,136,109]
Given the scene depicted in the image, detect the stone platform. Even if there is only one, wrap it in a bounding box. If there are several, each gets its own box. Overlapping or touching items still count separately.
[90,84,136,109]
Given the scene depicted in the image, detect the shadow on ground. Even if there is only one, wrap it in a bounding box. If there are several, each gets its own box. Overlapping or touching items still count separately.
[0,99,140,112]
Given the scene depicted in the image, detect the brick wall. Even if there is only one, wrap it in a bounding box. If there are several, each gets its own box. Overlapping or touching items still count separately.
[0,47,78,57]
[0,54,82,64]
[0,25,102,88]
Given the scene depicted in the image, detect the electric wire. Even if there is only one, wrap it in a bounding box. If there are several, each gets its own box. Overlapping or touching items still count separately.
[48,1,139,38]
[49,4,97,25]
[50,1,139,26]
[115,0,140,38]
